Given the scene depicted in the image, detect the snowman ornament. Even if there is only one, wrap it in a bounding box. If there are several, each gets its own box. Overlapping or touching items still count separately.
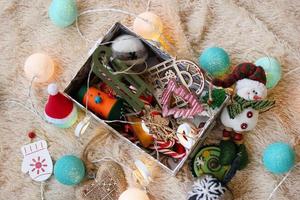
[213,63,275,170]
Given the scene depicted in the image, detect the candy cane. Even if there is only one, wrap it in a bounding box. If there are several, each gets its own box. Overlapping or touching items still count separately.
[148,139,186,159]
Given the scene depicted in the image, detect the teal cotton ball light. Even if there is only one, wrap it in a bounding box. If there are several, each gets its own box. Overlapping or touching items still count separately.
[199,47,230,77]
[255,57,281,89]
[263,142,295,174]
[54,155,85,185]
[48,0,78,28]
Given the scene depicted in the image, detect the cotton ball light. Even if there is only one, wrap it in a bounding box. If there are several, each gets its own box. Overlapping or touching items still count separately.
[54,155,85,185]
[48,0,78,28]
[263,142,295,174]
[118,188,149,200]
[133,12,163,41]
[255,57,281,89]
[198,47,230,77]
[24,53,55,83]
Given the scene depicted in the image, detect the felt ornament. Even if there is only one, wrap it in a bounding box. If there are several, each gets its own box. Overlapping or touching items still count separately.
[212,63,275,172]
[218,130,250,172]
[161,79,204,119]
[187,175,233,200]
[263,142,295,174]
[44,83,78,128]
[78,161,127,200]
[48,0,78,28]
[191,146,231,181]
[92,46,153,111]
[133,12,163,41]
[21,140,53,182]
[219,139,237,166]
[111,34,148,66]
[213,63,275,133]
[198,47,230,77]
[77,86,124,120]
[54,155,85,186]
[255,57,281,89]
[24,53,55,83]
[202,88,227,109]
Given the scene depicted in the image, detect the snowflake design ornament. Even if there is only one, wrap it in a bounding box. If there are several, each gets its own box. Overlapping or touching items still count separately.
[187,175,233,200]
[21,140,53,182]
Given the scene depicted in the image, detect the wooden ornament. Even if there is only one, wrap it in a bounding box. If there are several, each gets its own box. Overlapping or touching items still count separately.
[92,46,153,111]
[79,161,127,200]
[21,140,53,182]
[161,79,204,119]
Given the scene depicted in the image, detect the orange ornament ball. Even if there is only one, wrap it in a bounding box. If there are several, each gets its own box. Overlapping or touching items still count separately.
[133,12,163,41]
[24,53,55,83]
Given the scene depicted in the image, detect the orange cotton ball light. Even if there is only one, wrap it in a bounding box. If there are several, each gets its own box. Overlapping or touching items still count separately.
[24,53,55,83]
[133,12,163,41]
[118,188,150,200]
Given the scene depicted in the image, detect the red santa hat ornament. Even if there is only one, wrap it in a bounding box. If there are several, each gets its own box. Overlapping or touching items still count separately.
[44,83,77,128]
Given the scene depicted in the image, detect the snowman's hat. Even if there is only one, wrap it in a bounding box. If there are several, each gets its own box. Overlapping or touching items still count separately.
[44,83,77,128]
[213,63,266,88]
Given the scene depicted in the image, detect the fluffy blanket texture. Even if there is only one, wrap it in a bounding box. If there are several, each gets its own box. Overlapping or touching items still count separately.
[1,0,300,199]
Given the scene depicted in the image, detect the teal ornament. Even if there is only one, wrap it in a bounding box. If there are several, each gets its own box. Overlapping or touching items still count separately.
[263,142,295,174]
[255,57,281,89]
[54,155,85,185]
[199,47,230,77]
[48,0,78,28]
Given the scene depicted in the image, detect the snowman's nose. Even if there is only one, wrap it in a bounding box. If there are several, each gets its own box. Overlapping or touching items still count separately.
[253,95,262,100]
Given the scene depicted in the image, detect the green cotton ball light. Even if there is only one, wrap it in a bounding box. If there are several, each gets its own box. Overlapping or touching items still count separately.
[263,142,295,174]
[48,0,78,28]
[255,57,281,89]
[54,155,85,186]
[198,47,230,77]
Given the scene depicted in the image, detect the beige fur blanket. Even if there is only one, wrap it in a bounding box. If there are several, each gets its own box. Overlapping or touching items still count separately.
[1,0,300,199]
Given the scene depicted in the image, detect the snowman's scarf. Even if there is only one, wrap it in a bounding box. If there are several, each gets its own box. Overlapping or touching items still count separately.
[227,95,275,119]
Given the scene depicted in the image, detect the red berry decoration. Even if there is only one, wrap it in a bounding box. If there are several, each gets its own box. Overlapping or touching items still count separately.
[28,131,36,139]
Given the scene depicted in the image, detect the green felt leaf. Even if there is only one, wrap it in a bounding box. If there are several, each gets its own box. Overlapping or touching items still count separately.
[202,88,227,109]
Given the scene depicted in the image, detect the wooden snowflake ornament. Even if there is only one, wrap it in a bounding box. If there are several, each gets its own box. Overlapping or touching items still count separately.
[161,79,204,118]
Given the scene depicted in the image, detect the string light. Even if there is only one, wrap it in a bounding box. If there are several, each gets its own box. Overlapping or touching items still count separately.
[24,53,55,83]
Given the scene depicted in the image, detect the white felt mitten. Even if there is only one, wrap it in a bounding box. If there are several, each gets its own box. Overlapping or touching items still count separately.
[21,140,53,182]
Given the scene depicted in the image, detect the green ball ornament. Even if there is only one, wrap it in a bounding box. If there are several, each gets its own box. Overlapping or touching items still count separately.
[255,57,281,89]
[199,47,230,77]
[48,0,78,28]
[54,155,85,185]
[263,142,295,174]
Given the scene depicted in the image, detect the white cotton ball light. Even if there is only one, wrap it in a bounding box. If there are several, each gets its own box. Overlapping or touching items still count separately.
[118,188,150,200]
[133,12,163,41]
[24,53,55,83]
